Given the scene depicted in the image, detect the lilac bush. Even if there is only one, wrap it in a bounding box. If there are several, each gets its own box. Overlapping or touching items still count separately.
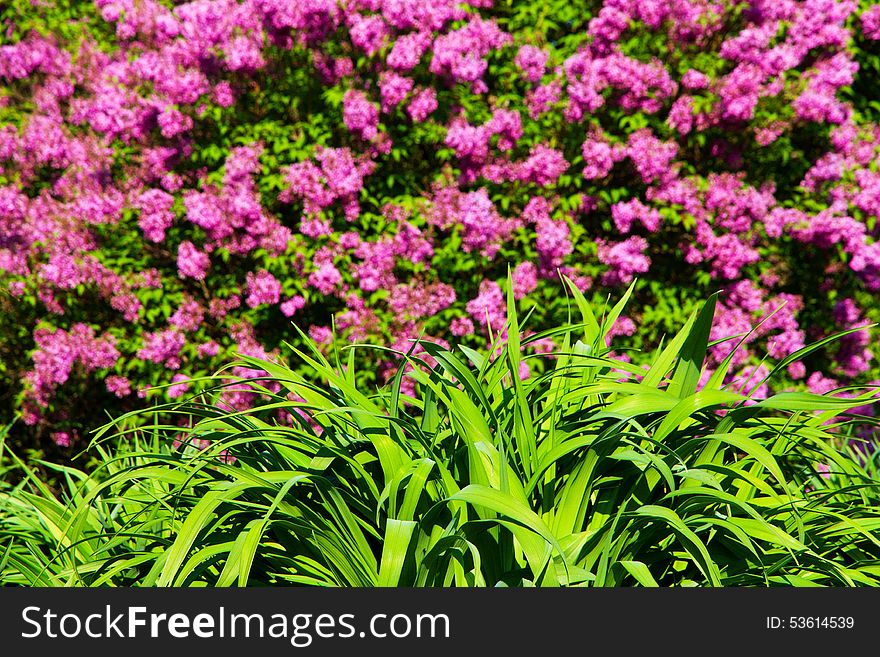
[1,0,879,449]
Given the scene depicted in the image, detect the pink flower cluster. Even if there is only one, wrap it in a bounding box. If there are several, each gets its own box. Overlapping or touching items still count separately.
[280,146,373,223]
[22,324,119,422]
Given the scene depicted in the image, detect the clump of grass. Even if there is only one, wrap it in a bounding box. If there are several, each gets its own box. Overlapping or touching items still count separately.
[1,279,879,586]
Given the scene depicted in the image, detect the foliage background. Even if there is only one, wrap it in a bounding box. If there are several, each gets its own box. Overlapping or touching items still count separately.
[1,0,879,458]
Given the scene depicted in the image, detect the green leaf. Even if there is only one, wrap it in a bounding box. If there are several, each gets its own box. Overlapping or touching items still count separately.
[667,293,718,399]
[618,560,659,587]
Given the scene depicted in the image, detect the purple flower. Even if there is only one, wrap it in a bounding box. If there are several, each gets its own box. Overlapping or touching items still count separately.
[308,262,343,295]
[667,95,695,135]
[514,45,548,83]
[138,329,185,369]
[386,31,432,71]
[280,295,306,317]
[136,188,175,242]
[105,375,132,398]
[788,361,807,380]
[863,6,880,40]
[349,14,388,56]
[732,363,771,399]
[280,146,368,220]
[582,133,622,180]
[626,129,678,184]
[526,80,562,118]
[167,373,190,399]
[530,202,573,275]
[807,371,839,395]
[407,87,438,122]
[486,109,523,151]
[169,298,204,331]
[511,261,538,299]
[466,280,506,332]
[430,17,510,89]
[379,72,413,112]
[450,316,475,336]
[343,89,379,141]
[213,81,235,107]
[597,237,651,286]
[25,324,120,412]
[516,145,569,186]
[52,432,72,447]
[157,105,192,139]
[309,325,333,344]
[611,199,661,234]
[429,187,515,259]
[177,241,210,280]
[245,270,282,308]
[197,341,220,358]
[681,69,710,89]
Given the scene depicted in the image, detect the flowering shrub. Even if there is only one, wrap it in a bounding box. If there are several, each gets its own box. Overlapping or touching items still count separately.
[1,0,880,449]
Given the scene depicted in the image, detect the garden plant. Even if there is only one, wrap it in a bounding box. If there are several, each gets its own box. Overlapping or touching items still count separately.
[1,282,879,587]
[1,0,880,459]
[1,0,880,588]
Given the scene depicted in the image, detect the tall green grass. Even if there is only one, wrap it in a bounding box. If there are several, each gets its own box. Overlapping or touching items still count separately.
[1,280,879,586]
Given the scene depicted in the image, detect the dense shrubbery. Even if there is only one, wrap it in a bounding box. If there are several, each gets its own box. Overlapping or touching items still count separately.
[1,0,880,454]
[2,285,879,586]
